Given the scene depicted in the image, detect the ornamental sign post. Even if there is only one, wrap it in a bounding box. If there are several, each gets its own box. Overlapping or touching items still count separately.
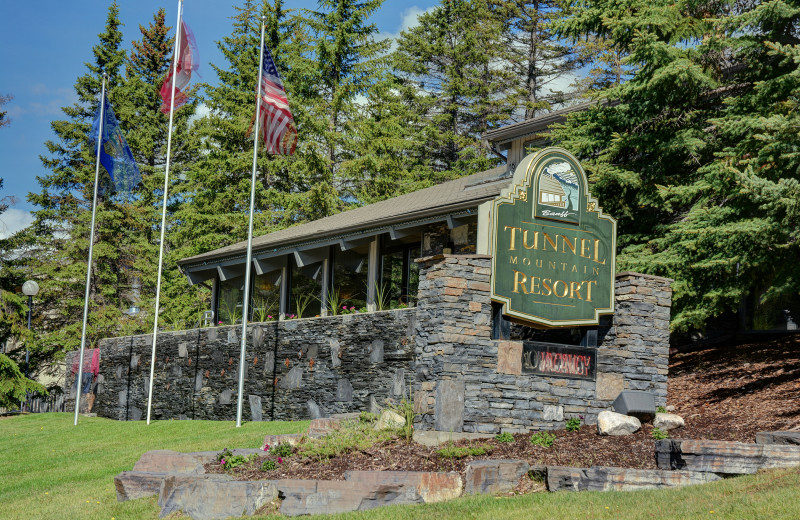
[491,148,617,327]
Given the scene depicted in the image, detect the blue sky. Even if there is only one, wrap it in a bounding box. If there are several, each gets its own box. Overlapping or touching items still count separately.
[0,0,436,238]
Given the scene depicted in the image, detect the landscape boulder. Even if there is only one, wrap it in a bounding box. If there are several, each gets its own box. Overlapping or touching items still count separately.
[158,474,276,520]
[133,450,206,474]
[344,470,462,503]
[597,411,641,436]
[464,459,529,495]
[374,409,405,430]
[546,466,721,492]
[756,431,800,446]
[653,413,685,431]
[655,439,800,475]
[115,471,169,502]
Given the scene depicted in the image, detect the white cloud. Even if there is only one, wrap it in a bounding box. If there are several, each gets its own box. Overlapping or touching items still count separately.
[0,208,34,239]
[28,85,76,117]
[377,5,436,52]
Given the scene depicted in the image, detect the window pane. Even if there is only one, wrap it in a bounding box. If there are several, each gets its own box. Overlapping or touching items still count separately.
[381,250,404,307]
[252,270,281,322]
[291,258,321,318]
[332,248,369,312]
[218,277,244,325]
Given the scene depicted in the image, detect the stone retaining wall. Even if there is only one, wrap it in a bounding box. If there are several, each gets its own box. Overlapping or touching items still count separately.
[76,309,415,421]
[73,254,671,430]
[412,256,671,433]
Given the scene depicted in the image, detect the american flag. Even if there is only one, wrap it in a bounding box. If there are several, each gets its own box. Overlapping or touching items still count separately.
[254,44,297,155]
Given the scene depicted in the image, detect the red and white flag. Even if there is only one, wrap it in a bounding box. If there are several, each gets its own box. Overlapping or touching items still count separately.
[254,44,297,155]
[160,20,199,114]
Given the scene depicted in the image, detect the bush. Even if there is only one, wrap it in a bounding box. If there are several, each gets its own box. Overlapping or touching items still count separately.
[261,459,278,471]
[495,432,515,443]
[298,419,395,462]
[216,450,257,471]
[530,431,556,448]
[656,405,667,414]
[565,416,582,432]
[437,443,491,459]
[651,427,669,440]
[271,442,293,458]
[359,411,378,424]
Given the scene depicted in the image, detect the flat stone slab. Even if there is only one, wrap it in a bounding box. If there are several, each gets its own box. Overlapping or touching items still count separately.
[655,439,800,475]
[412,430,495,447]
[158,474,275,520]
[133,450,206,474]
[274,479,397,517]
[115,471,169,502]
[464,459,529,495]
[307,417,343,436]
[263,434,305,450]
[546,466,721,492]
[344,470,462,503]
[756,431,800,446]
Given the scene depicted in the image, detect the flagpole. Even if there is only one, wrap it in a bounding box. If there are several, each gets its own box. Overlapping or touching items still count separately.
[236,17,268,428]
[74,74,107,426]
[146,0,183,425]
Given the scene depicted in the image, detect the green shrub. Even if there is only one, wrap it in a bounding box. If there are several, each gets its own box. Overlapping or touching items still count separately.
[217,451,256,471]
[261,459,278,471]
[495,432,515,443]
[359,411,378,424]
[530,431,556,448]
[565,416,582,432]
[271,442,293,458]
[437,443,491,459]
[298,419,395,462]
[387,394,416,443]
[656,406,667,414]
[651,427,669,440]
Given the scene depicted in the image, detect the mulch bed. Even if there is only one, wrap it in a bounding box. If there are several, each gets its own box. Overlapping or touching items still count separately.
[206,335,800,483]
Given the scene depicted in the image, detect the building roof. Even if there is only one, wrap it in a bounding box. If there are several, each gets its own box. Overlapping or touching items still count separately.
[178,165,510,273]
[482,101,595,148]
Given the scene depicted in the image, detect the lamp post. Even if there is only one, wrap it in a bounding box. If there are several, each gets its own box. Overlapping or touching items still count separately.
[21,280,40,412]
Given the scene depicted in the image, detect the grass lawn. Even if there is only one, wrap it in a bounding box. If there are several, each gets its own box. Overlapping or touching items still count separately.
[0,413,307,520]
[2,413,799,520]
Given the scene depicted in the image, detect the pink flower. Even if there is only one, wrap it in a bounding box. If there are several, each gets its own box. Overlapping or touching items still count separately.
[350,306,355,311]
[267,315,273,319]
[277,457,283,464]
[220,458,226,465]
[263,444,270,451]
[342,305,347,310]
[218,321,222,325]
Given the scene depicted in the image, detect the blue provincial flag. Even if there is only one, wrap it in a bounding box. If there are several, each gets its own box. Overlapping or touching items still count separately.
[91,93,141,196]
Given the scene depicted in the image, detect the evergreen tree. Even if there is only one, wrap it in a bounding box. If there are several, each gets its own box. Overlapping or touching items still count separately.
[116,8,201,330]
[176,0,293,260]
[0,100,45,408]
[295,0,391,216]
[341,73,436,204]
[551,0,800,331]
[26,2,131,354]
[500,0,578,118]
[393,0,513,176]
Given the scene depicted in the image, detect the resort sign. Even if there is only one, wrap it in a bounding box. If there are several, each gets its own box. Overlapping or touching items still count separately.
[490,148,617,327]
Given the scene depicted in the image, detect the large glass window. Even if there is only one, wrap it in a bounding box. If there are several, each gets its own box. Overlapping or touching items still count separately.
[252,270,281,322]
[331,247,369,313]
[217,276,244,325]
[290,257,322,318]
[380,239,421,308]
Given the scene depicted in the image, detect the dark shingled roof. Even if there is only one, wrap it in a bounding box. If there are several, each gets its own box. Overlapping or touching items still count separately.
[179,165,510,268]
